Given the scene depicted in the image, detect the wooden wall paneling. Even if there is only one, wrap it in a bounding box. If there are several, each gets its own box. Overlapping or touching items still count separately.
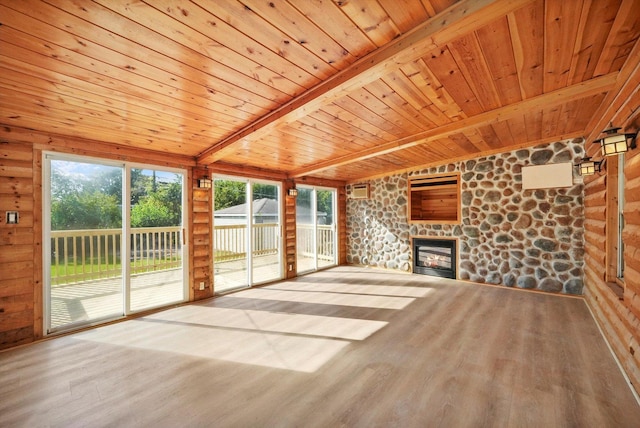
[32,148,43,339]
[0,141,35,349]
[593,0,640,76]
[0,4,272,115]
[347,86,425,135]
[0,10,261,122]
[331,95,408,137]
[542,0,582,93]
[382,70,452,127]
[314,105,395,145]
[567,0,620,85]
[505,115,529,145]
[475,16,522,106]
[228,0,358,71]
[378,0,433,33]
[0,65,240,140]
[0,126,195,170]
[192,173,213,299]
[287,0,377,58]
[33,0,279,109]
[448,32,501,111]
[420,46,484,117]
[150,0,326,89]
[507,0,544,99]
[90,0,294,101]
[335,0,401,47]
[0,84,217,155]
[285,190,297,279]
[364,79,438,130]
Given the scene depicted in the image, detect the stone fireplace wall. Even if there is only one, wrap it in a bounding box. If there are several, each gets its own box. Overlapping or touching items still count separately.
[346,139,586,294]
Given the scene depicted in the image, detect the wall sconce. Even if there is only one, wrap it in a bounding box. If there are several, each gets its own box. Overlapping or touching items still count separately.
[594,125,638,156]
[575,157,603,176]
[198,177,212,189]
[288,187,298,197]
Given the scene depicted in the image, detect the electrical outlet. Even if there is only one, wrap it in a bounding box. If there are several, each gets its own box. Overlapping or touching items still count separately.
[6,211,19,224]
[199,281,205,290]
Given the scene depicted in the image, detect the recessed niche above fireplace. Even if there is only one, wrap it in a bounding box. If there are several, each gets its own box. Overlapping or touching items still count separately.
[408,173,461,224]
[412,238,457,279]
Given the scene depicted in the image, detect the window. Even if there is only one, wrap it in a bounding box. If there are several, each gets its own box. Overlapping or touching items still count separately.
[617,154,625,281]
[605,153,625,298]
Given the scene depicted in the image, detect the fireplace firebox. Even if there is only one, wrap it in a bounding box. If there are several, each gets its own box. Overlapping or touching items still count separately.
[412,238,456,279]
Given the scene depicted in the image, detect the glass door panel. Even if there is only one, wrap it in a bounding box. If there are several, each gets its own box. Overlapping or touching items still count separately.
[252,183,281,284]
[296,188,315,273]
[296,187,337,274]
[317,189,336,268]
[129,168,185,312]
[213,178,248,292]
[47,159,124,331]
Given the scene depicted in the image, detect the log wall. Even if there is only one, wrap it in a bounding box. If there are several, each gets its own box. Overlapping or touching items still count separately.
[192,167,213,299]
[583,88,640,394]
[0,141,36,348]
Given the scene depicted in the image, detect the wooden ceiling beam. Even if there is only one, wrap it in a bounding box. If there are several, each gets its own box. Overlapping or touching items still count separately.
[290,73,618,178]
[196,0,534,165]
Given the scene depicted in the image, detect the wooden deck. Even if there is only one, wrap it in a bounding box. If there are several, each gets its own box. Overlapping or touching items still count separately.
[214,254,336,293]
[3,266,639,427]
[50,268,185,331]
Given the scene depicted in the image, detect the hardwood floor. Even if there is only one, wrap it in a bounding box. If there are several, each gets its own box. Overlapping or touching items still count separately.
[1,266,638,427]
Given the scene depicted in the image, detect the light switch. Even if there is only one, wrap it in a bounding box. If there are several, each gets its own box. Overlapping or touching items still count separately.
[6,211,19,224]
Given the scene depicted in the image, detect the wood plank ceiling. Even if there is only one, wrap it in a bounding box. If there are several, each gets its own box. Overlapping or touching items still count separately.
[1,0,639,182]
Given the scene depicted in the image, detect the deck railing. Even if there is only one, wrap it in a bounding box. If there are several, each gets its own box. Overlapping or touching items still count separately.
[50,226,182,285]
[297,224,335,261]
[213,223,279,262]
[51,223,334,284]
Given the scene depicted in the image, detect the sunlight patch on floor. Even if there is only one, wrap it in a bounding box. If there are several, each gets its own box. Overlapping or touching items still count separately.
[231,288,416,309]
[270,281,434,298]
[74,320,349,373]
[145,305,388,341]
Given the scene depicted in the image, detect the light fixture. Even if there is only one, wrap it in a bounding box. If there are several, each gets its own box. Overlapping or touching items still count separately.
[575,157,603,176]
[288,187,298,197]
[198,177,212,188]
[594,125,638,156]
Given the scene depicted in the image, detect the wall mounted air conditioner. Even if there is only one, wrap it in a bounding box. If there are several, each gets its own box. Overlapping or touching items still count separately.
[351,183,370,199]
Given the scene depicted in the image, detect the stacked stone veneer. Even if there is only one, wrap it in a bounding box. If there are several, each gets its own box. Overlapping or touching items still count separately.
[346,139,586,294]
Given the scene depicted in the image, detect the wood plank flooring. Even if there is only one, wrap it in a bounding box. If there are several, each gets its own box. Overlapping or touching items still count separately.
[1,266,638,427]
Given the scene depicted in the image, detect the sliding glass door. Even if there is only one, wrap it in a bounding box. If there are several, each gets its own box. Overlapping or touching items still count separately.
[213,177,282,293]
[296,186,337,273]
[46,159,124,330]
[44,154,187,333]
[129,168,185,312]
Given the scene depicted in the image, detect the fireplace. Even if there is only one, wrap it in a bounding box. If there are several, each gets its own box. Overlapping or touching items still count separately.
[412,238,456,279]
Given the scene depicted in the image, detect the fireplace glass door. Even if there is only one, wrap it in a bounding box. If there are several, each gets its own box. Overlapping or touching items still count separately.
[413,239,456,279]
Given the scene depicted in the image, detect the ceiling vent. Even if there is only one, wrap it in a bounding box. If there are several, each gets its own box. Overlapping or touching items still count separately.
[350,183,370,199]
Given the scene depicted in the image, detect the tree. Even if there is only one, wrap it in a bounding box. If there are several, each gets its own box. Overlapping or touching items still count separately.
[51,191,121,230]
[214,179,246,210]
[130,195,172,227]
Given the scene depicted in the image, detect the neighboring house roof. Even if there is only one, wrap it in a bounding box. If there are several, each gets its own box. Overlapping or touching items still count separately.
[214,198,326,218]
[215,198,278,216]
